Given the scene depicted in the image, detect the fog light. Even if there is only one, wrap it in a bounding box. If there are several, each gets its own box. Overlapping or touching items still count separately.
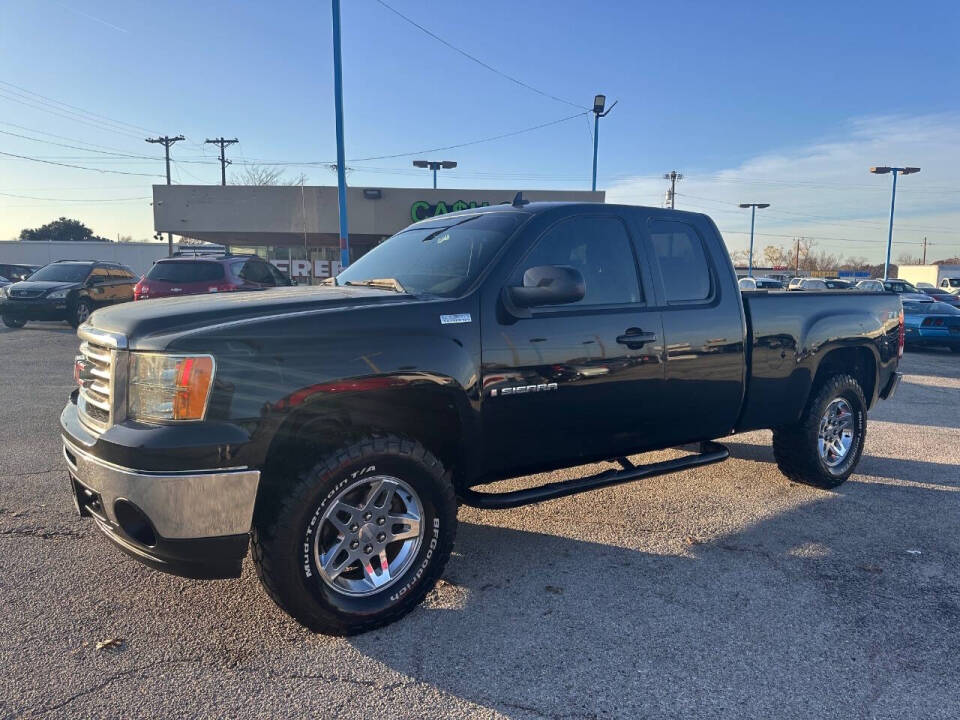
[114,499,157,547]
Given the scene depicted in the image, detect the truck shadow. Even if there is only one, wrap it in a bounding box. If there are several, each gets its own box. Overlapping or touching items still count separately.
[723,441,960,488]
[347,475,960,717]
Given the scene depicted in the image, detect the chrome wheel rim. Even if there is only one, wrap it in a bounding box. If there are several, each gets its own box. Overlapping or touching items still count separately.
[313,475,424,597]
[76,303,90,324]
[818,398,855,468]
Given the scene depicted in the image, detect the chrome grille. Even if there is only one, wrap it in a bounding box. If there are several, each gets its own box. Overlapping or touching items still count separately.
[76,326,128,433]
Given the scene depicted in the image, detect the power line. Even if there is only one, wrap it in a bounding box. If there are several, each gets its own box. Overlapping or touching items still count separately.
[351,111,589,161]
[372,0,587,110]
[0,149,162,177]
[0,190,149,201]
[0,88,146,140]
[0,79,159,135]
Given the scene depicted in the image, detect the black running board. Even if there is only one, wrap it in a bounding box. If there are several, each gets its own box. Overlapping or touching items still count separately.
[459,441,729,510]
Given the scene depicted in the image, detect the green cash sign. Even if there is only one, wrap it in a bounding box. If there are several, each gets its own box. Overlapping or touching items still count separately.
[410,200,490,222]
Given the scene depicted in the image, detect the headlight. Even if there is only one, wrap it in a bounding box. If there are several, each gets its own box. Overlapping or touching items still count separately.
[47,289,70,299]
[0,286,8,298]
[127,353,215,422]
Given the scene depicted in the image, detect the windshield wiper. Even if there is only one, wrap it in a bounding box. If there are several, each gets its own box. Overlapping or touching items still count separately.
[342,277,407,293]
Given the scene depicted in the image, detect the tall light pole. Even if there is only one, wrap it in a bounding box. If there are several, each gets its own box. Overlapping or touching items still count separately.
[870,166,920,280]
[331,0,350,271]
[738,203,770,277]
[591,94,617,192]
[413,160,457,189]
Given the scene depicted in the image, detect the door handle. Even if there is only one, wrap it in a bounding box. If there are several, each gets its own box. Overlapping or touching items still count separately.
[616,328,657,348]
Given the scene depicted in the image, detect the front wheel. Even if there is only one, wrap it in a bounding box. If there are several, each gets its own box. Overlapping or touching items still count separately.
[772,374,867,489]
[2,316,26,329]
[252,435,457,635]
[69,299,92,328]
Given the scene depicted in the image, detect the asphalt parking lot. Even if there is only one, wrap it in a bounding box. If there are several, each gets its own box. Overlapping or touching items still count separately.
[1,321,958,719]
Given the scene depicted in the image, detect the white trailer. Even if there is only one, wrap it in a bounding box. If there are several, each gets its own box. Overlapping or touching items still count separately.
[898,264,960,293]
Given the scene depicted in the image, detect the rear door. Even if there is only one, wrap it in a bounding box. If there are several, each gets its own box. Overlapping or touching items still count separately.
[638,215,746,444]
[106,267,135,303]
[481,211,666,474]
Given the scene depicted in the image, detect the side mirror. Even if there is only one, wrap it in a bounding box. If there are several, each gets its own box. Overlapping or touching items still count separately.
[507,265,585,308]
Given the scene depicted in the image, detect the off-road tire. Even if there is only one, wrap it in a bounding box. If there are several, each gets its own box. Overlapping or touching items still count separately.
[69,299,92,328]
[252,435,457,635]
[772,374,867,489]
[2,316,26,329]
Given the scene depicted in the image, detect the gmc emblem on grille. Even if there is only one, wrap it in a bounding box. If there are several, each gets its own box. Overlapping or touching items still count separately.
[74,356,96,385]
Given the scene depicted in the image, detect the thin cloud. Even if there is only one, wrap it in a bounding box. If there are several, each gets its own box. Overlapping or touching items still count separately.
[607,114,960,262]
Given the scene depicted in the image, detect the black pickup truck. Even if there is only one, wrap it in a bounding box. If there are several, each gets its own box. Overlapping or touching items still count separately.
[60,201,903,634]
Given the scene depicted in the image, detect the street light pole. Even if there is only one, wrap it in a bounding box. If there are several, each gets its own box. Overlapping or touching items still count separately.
[739,203,770,277]
[590,94,617,192]
[413,160,457,189]
[870,166,920,280]
[332,0,350,272]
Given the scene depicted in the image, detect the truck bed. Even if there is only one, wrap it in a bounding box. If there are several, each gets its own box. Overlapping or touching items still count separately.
[736,290,902,432]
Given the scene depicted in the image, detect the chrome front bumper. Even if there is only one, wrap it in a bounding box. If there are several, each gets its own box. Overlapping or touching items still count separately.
[62,435,260,539]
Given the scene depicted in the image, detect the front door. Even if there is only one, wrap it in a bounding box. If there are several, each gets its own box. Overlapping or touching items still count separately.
[481,213,666,477]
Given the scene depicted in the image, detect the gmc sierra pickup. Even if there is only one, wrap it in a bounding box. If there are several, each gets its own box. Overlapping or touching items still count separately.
[60,200,903,634]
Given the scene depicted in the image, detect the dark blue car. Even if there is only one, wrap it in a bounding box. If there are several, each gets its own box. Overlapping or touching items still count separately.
[903,300,960,353]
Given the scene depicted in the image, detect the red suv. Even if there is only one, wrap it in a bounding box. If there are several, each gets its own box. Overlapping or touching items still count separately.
[134,253,294,300]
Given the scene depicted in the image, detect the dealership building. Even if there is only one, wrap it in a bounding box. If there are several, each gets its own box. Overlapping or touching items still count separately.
[152,185,604,282]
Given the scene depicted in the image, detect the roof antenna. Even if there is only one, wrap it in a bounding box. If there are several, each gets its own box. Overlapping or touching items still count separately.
[512,191,529,207]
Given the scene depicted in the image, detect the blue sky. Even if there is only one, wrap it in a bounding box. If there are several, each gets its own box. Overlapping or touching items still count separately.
[0,0,958,261]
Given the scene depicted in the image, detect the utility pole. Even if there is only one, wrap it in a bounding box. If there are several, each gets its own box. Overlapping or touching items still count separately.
[922,236,928,264]
[331,0,350,270]
[205,137,239,186]
[663,170,683,209]
[795,237,801,274]
[146,134,184,256]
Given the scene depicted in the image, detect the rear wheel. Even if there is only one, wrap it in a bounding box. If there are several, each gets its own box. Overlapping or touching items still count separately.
[2,316,26,329]
[772,374,867,488]
[252,435,457,635]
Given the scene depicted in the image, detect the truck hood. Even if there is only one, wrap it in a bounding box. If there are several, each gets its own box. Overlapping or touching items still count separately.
[85,285,416,344]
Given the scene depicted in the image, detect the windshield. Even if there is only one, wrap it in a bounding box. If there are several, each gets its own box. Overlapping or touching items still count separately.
[335,212,526,297]
[27,264,90,283]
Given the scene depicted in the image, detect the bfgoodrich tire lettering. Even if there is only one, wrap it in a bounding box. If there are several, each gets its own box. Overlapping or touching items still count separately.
[772,374,867,489]
[252,435,457,635]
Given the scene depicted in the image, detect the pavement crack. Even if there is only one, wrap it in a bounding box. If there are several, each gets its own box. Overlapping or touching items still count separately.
[0,467,61,478]
[0,526,83,540]
[26,658,203,716]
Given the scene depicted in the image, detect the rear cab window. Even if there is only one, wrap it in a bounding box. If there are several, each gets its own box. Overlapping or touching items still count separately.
[146,261,225,283]
[647,221,713,303]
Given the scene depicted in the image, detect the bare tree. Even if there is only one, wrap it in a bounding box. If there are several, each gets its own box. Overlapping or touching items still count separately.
[233,164,308,186]
[896,252,923,266]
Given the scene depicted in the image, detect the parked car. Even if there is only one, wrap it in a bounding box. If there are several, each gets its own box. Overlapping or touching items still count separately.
[134,253,293,300]
[856,279,885,292]
[902,300,960,352]
[788,278,828,291]
[824,279,852,290]
[0,260,136,328]
[0,263,40,282]
[61,201,903,635]
[740,276,784,290]
[941,277,960,294]
[918,287,960,307]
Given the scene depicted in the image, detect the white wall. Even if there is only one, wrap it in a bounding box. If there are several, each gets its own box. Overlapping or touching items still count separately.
[0,241,185,276]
